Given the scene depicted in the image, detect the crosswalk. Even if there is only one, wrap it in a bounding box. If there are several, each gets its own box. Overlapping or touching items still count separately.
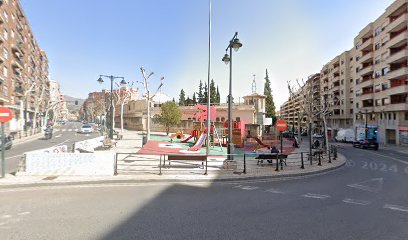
[54,128,78,132]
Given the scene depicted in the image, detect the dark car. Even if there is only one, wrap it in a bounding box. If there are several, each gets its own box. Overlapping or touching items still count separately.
[0,135,12,150]
[353,139,379,150]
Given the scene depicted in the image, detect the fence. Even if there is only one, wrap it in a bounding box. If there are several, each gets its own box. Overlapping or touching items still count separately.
[115,145,338,176]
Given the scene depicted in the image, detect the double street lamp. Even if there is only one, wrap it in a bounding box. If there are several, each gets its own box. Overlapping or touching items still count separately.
[222,32,243,160]
[97,75,126,139]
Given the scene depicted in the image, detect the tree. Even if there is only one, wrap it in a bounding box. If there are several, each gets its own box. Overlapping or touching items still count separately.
[157,101,182,135]
[264,69,276,118]
[185,96,193,106]
[114,83,135,132]
[216,86,220,104]
[210,79,217,104]
[172,97,175,103]
[179,89,186,106]
[197,80,204,104]
[203,82,208,104]
[192,93,197,104]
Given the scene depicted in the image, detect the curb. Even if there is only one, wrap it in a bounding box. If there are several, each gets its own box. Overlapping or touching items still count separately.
[0,154,346,189]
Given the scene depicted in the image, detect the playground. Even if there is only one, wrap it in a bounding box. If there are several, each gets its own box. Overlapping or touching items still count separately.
[137,104,296,156]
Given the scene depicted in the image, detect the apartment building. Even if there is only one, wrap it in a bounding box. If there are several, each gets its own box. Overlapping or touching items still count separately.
[353,0,408,145]
[280,0,408,145]
[0,0,50,132]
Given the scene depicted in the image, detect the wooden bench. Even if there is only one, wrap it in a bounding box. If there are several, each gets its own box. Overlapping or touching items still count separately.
[99,138,117,149]
[113,130,123,140]
[165,154,207,167]
[255,153,288,170]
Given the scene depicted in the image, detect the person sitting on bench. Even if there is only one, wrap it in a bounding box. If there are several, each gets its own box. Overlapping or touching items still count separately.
[270,145,279,153]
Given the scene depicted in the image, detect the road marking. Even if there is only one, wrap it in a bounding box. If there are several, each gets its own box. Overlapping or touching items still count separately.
[68,129,72,132]
[55,134,62,138]
[74,129,78,131]
[17,212,30,216]
[348,178,383,193]
[1,215,12,219]
[232,185,260,190]
[342,198,371,206]
[6,155,22,159]
[50,139,70,148]
[265,188,284,194]
[366,151,408,165]
[62,129,66,132]
[302,193,330,199]
[384,204,408,213]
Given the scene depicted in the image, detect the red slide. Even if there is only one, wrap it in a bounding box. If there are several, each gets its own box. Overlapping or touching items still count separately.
[252,136,269,147]
[180,134,194,143]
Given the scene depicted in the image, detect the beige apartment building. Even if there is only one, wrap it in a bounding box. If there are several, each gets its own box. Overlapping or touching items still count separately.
[0,0,50,133]
[280,0,408,145]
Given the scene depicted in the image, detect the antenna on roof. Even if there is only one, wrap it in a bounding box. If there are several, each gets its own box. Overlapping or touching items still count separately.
[252,74,257,93]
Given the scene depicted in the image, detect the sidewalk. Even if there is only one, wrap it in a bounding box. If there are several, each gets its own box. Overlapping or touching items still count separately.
[380,144,408,154]
[0,130,346,187]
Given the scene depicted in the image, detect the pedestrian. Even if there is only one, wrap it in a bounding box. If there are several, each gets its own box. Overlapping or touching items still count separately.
[270,145,279,153]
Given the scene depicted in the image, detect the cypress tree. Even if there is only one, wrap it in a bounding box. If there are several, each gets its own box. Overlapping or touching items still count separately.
[179,89,186,106]
[216,86,220,104]
[197,80,204,104]
[264,69,276,118]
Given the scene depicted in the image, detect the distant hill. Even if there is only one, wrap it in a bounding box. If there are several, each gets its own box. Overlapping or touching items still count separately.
[64,95,85,112]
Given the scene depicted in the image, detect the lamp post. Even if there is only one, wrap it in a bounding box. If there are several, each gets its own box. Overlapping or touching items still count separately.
[97,75,126,139]
[222,32,243,160]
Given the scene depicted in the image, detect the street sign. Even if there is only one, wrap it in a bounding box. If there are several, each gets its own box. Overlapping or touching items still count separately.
[0,107,12,123]
[276,119,288,132]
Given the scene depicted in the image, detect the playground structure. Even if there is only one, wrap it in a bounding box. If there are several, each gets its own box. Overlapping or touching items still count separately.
[170,131,184,139]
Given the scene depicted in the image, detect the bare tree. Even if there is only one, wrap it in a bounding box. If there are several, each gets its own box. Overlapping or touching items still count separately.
[32,81,49,129]
[113,82,135,132]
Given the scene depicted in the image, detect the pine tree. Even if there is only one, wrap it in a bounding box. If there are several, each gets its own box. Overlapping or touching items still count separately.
[264,69,276,118]
[197,80,204,104]
[192,92,197,104]
[185,96,192,105]
[179,89,186,106]
[203,82,208,104]
[172,97,175,103]
[210,79,217,104]
[216,86,220,104]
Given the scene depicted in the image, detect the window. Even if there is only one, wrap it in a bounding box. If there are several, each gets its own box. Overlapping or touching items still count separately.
[356,56,360,62]
[376,99,381,106]
[382,67,389,76]
[3,67,7,77]
[356,78,360,84]
[393,113,396,120]
[375,42,381,50]
[350,79,353,83]
[405,112,408,120]
[382,83,389,90]
[3,30,7,40]
[236,117,241,122]
[375,27,381,36]
[356,90,360,96]
[375,84,381,92]
[375,71,381,78]
[216,117,220,122]
[381,37,388,46]
[375,56,381,64]
[356,103,359,108]
[3,11,8,22]
[356,43,360,50]
[3,48,7,59]
[341,79,344,85]
[356,67,360,73]
[388,113,391,120]
[3,85,7,96]
[350,57,353,61]
[350,109,353,114]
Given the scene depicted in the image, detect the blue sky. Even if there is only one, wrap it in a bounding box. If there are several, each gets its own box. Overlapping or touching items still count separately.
[20,0,395,108]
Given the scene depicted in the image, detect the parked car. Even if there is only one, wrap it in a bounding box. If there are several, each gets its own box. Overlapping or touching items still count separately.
[0,135,12,150]
[79,124,94,134]
[353,139,379,150]
[335,129,355,142]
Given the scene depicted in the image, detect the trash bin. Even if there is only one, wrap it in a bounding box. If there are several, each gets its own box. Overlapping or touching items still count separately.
[142,135,147,146]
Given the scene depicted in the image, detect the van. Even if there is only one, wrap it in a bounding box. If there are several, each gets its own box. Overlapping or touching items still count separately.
[335,129,355,142]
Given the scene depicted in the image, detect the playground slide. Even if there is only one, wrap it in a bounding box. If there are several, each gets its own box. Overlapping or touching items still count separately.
[188,133,207,151]
[252,136,269,147]
[180,134,194,143]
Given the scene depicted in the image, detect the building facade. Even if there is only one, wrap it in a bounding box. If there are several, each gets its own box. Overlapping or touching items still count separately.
[0,0,50,133]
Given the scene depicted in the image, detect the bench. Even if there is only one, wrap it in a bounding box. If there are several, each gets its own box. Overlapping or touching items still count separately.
[255,153,288,170]
[98,138,117,149]
[113,130,123,140]
[166,154,207,167]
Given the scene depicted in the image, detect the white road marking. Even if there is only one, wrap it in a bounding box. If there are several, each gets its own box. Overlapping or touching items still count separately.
[342,198,371,206]
[348,178,383,193]
[302,193,330,199]
[232,185,260,190]
[1,215,12,219]
[55,134,62,138]
[6,155,22,159]
[17,212,30,216]
[366,151,408,165]
[50,139,70,148]
[74,129,78,131]
[384,204,408,213]
[265,188,284,194]
[68,129,72,132]
[62,129,66,132]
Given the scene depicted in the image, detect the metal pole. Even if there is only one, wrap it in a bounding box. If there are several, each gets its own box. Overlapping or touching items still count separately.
[1,123,5,178]
[110,76,114,139]
[243,153,246,174]
[365,109,368,140]
[206,0,212,156]
[280,131,283,154]
[147,90,150,141]
[301,152,304,169]
[228,43,233,160]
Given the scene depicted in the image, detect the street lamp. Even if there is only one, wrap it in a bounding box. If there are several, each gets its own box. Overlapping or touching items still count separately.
[222,32,243,160]
[97,75,126,139]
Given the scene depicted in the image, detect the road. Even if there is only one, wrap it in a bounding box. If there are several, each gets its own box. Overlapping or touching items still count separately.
[0,144,407,239]
[3,121,100,174]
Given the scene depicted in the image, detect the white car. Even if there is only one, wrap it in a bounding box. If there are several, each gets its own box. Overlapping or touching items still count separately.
[79,124,93,133]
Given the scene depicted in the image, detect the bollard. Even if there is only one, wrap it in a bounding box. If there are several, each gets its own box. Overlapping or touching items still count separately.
[159,155,162,175]
[300,152,305,169]
[243,153,246,174]
[334,146,337,160]
[275,154,279,172]
[318,152,322,166]
[280,154,283,170]
[328,149,332,163]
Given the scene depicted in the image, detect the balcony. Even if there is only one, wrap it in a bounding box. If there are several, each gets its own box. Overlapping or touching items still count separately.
[14,87,24,96]
[360,51,374,64]
[360,37,373,51]
[386,48,408,64]
[387,67,408,79]
[386,31,408,48]
[359,65,374,76]
[386,102,408,111]
[359,92,374,101]
[12,59,23,69]
[387,13,408,33]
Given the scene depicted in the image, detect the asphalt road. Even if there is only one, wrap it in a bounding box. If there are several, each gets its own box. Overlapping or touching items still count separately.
[3,121,100,173]
[0,144,407,240]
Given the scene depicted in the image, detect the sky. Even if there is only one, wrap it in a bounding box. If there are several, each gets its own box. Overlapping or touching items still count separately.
[20,0,395,109]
